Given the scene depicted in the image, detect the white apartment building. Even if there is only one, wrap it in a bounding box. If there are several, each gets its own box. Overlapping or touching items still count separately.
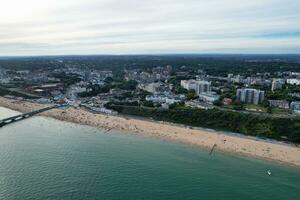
[287,79,300,86]
[271,79,284,91]
[198,92,220,104]
[181,80,211,95]
[236,88,265,105]
[290,102,300,113]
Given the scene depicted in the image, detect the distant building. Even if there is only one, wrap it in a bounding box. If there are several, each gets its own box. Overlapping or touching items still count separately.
[87,106,118,115]
[176,71,189,76]
[236,88,265,104]
[161,103,169,109]
[233,75,244,83]
[289,93,300,98]
[223,98,233,105]
[268,100,289,109]
[227,74,234,79]
[84,70,91,82]
[198,92,220,104]
[146,94,185,104]
[197,81,211,95]
[140,82,171,94]
[245,77,252,85]
[250,77,263,85]
[181,80,211,95]
[290,102,300,113]
[181,80,198,91]
[271,79,284,91]
[36,98,52,104]
[287,79,300,86]
[185,100,214,110]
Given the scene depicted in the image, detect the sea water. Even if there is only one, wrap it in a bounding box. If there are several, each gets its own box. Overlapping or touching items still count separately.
[0,107,299,200]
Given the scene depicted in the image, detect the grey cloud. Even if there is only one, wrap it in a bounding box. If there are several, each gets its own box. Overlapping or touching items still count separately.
[0,0,300,55]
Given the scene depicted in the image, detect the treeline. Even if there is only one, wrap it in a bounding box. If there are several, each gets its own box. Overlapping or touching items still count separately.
[106,104,300,144]
[266,84,300,102]
[0,87,38,99]
[0,57,64,70]
[52,72,81,86]
[1,55,300,75]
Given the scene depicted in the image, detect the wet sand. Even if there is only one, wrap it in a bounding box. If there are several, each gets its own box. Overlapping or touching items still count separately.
[0,97,300,167]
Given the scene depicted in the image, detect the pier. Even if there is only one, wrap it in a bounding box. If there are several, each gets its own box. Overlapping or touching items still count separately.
[0,105,61,128]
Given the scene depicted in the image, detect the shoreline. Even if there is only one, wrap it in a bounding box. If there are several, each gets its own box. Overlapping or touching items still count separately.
[0,97,300,168]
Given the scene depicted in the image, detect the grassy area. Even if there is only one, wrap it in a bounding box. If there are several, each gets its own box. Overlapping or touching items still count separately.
[271,108,292,115]
[245,104,267,112]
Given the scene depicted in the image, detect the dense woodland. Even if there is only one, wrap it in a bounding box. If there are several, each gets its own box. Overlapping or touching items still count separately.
[1,55,300,76]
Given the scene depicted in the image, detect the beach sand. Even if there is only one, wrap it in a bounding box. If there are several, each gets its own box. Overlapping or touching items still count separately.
[1,97,300,167]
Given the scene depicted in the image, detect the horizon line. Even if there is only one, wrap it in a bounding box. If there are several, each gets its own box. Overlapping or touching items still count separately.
[1,52,300,59]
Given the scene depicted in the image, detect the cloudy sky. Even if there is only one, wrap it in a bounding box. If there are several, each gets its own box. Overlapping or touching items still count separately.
[0,0,300,55]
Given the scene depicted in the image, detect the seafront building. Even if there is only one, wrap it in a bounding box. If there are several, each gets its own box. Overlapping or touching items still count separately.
[181,80,211,95]
[223,98,233,105]
[268,100,290,109]
[236,88,265,105]
[198,92,220,104]
[139,82,171,94]
[181,80,198,91]
[145,94,185,104]
[290,102,300,113]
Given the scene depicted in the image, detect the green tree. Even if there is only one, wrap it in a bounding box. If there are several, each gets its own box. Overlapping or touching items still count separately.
[186,90,197,100]
[213,99,223,106]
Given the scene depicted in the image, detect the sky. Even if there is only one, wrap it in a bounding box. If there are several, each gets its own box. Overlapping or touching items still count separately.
[0,0,300,56]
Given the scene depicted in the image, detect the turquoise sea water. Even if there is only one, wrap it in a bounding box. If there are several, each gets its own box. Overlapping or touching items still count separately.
[0,107,299,200]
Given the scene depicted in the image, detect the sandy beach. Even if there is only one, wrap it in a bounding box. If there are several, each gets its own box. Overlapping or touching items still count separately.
[0,96,300,167]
